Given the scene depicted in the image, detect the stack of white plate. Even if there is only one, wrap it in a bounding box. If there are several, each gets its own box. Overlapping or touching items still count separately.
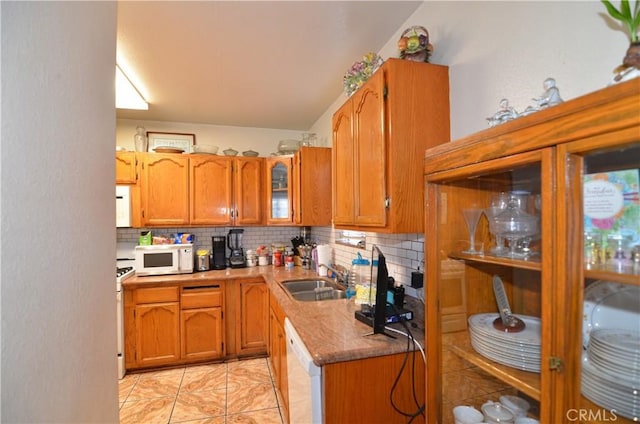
[582,329,640,421]
[468,313,541,373]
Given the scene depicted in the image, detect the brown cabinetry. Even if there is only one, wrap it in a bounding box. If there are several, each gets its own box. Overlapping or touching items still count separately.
[139,153,190,226]
[236,277,268,355]
[189,156,263,226]
[266,147,332,226]
[129,287,181,368]
[116,151,137,184]
[136,153,263,227]
[180,285,224,361]
[268,291,288,420]
[332,58,450,232]
[423,80,639,423]
[125,282,225,370]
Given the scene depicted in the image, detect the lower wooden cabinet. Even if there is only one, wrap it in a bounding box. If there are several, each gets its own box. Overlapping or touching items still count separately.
[235,277,269,355]
[125,283,224,370]
[180,285,224,361]
[268,291,288,420]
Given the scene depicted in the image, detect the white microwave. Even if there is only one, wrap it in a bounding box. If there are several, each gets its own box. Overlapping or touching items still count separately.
[135,244,194,276]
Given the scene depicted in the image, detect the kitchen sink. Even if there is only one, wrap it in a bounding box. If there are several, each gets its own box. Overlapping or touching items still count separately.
[280,278,346,302]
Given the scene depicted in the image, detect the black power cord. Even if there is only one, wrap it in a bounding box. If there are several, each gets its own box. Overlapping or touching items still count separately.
[385,301,426,422]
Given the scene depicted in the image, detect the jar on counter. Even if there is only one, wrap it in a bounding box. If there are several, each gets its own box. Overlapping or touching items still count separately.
[285,249,294,270]
[246,249,258,267]
[273,250,283,267]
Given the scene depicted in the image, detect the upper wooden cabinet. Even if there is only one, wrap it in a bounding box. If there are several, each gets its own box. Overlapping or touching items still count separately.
[266,147,331,226]
[116,151,137,184]
[189,156,263,226]
[423,79,640,424]
[332,58,450,232]
[140,153,190,227]
[134,153,263,227]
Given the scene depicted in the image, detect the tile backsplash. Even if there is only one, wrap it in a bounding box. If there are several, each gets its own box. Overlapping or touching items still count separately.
[117,226,425,299]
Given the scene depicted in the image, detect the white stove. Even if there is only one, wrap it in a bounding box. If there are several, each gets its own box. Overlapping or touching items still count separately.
[116,242,136,379]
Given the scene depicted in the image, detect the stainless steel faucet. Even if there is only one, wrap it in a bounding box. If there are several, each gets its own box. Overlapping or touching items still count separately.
[319,263,349,288]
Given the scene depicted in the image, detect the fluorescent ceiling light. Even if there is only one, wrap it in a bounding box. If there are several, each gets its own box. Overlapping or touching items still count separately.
[116,64,148,110]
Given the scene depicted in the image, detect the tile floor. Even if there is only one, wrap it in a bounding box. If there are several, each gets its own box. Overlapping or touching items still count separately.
[119,358,286,424]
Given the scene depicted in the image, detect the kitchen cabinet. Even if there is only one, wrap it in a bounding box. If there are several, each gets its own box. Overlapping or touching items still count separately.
[128,286,181,368]
[423,79,639,423]
[116,151,137,184]
[180,285,224,361]
[190,156,263,226]
[236,278,268,354]
[268,291,288,421]
[265,147,331,226]
[125,282,226,370]
[225,277,268,358]
[332,58,450,232]
[139,153,190,226]
[266,156,293,224]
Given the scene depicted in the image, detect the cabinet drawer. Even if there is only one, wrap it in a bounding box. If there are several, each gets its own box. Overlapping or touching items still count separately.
[134,286,179,304]
[181,285,222,309]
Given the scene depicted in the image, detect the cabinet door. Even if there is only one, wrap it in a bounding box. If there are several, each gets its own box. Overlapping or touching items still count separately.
[181,307,223,361]
[135,302,180,367]
[237,278,268,354]
[559,138,640,424]
[266,157,293,224]
[294,147,332,226]
[234,157,263,225]
[332,101,355,225]
[116,151,137,184]
[140,153,189,226]
[190,155,233,225]
[352,70,387,227]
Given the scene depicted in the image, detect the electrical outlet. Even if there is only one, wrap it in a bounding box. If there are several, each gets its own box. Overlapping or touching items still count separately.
[411,271,424,288]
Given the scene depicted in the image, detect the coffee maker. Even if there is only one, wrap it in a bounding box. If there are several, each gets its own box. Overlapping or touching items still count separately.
[227,229,246,268]
[211,236,227,270]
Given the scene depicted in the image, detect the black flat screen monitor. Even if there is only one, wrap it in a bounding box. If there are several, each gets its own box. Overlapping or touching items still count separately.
[371,245,390,335]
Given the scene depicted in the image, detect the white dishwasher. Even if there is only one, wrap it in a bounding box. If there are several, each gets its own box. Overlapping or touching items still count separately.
[284,318,323,424]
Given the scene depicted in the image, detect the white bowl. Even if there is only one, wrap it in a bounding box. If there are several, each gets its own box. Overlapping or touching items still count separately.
[193,144,219,154]
[453,405,484,424]
[223,148,238,156]
[499,395,530,418]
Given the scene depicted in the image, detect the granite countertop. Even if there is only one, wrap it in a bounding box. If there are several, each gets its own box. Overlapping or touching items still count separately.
[124,266,425,367]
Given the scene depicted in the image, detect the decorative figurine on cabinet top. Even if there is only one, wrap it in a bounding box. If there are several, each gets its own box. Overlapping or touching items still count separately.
[397,26,433,62]
[486,99,519,127]
[520,77,564,117]
[343,52,385,97]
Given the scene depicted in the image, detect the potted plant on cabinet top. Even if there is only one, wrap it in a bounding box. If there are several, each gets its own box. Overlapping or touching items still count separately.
[602,0,640,82]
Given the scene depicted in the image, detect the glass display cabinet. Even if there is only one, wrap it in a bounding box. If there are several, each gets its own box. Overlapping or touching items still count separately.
[423,79,639,424]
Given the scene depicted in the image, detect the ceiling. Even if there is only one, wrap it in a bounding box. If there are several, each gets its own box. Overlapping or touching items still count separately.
[115,1,423,130]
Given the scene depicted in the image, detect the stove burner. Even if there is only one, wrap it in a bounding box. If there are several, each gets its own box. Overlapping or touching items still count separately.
[117,266,134,278]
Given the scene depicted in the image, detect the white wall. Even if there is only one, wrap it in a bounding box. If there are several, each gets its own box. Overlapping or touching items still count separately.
[310,1,627,141]
[1,2,118,422]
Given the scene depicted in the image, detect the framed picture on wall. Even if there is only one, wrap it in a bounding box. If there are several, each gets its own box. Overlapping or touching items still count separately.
[147,132,196,153]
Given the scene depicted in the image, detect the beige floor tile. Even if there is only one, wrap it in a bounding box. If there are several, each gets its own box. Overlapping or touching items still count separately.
[226,407,284,424]
[169,387,227,422]
[227,381,278,415]
[180,364,227,393]
[119,396,175,424]
[227,358,272,386]
[119,373,140,403]
[171,417,225,424]
[127,369,184,401]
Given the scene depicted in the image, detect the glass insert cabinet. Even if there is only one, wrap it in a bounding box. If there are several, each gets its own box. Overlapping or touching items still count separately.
[423,79,639,424]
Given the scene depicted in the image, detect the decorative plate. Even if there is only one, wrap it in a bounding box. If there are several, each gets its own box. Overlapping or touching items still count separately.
[582,280,640,348]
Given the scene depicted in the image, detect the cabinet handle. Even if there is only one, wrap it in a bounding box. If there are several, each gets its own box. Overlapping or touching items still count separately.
[183,285,220,291]
[549,356,563,371]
